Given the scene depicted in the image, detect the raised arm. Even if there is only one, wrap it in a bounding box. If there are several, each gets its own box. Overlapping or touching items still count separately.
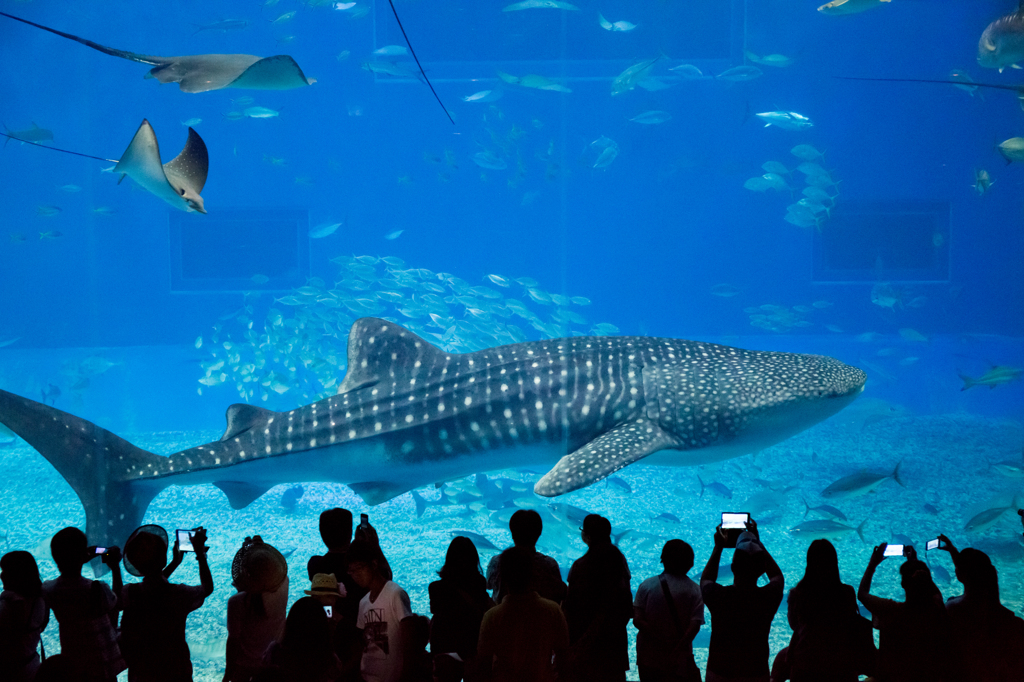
[192,527,215,597]
[701,525,727,586]
[858,543,887,613]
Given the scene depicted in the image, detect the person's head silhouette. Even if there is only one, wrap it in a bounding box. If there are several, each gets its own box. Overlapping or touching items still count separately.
[50,527,89,575]
[319,508,353,552]
[1,550,42,598]
[509,509,543,549]
[439,535,483,582]
[660,539,694,577]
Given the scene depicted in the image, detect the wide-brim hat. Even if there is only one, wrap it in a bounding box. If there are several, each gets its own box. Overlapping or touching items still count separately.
[305,572,345,598]
[232,536,288,593]
[123,525,169,577]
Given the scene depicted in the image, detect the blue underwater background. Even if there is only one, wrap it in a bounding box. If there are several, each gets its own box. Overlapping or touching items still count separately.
[1,0,1023,678]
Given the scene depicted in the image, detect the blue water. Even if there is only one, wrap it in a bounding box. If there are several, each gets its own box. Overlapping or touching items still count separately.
[1,0,1023,679]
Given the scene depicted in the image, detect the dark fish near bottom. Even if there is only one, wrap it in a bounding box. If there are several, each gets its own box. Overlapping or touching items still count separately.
[280,484,304,510]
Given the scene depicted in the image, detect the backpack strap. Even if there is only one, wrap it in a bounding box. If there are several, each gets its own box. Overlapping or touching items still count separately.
[659,577,683,636]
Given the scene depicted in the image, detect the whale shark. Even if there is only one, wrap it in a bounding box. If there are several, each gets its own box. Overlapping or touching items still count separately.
[0,318,866,548]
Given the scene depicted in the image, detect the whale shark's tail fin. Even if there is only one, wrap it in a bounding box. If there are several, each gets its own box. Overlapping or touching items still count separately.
[0,388,169,550]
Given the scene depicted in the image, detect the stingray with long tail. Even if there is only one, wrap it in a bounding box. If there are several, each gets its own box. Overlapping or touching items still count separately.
[836,75,1024,111]
[1,121,209,213]
[0,7,452,122]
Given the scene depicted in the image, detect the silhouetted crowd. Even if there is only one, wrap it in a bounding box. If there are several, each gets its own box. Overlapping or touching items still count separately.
[2,508,1024,682]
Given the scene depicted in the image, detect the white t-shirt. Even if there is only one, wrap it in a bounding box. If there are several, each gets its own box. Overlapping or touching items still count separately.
[634,572,704,671]
[356,580,413,682]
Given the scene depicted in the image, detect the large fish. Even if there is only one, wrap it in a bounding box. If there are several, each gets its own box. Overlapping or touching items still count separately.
[979,1,1024,72]
[0,318,865,548]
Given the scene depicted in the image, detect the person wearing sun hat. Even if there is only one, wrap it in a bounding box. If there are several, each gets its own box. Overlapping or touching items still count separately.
[224,536,290,682]
[306,572,348,608]
[118,524,214,682]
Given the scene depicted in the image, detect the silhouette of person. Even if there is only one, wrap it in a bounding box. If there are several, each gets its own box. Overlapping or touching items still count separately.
[260,596,342,682]
[633,539,704,682]
[858,543,959,682]
[937,536,1024,681]
[486,509,566,605]
[477,546,569,682]
[348,539,414,682]
[429,536,495,681]
[701,520,784,682]
[33,653,75,682]
[224,536,290,682]
[41,526,126,682]
[118,525,214,682]
[561,514,633,682]
[397,613,432,682]
[775,539,870,682]
[0,550,49,681]
[308,509,390,682]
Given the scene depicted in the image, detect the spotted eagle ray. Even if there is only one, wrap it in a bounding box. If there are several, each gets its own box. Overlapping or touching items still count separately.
[0,119,208,213]
[0,318,865,548]
[0,11,313,93]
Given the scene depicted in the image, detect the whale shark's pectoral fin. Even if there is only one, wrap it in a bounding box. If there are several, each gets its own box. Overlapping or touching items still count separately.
[349,481,414,505]
[534,419,680,497]
[214,481,271,509]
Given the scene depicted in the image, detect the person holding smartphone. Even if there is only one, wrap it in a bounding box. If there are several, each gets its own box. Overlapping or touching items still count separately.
[40,527,126,682]
[934,536,1024,681]
[118,525,214,682]
[700,517,783,682]
[857,543,960,681]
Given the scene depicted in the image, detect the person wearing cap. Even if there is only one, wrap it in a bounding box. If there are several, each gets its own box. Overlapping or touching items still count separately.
[560,514,633,682]
[224,536,290,682]
[700,519,784,682]
[118,525,214,682]
[40,527,126,682]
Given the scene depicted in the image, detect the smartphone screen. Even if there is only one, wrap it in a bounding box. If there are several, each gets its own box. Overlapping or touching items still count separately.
[324,605,333,618]
[722,512,749,530]
[884,544,905,557]
[360,513,369,529]
[926,539,940,551]
[176,529,196,552]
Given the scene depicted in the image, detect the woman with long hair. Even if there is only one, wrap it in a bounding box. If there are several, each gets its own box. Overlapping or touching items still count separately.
[428,536,494,682]
[0,550,49,682]
[261,597,341,682]
[778,539,871,682]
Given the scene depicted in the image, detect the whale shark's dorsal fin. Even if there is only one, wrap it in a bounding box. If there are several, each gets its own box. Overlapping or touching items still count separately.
[338,317,445,394]
[221,404,277,441]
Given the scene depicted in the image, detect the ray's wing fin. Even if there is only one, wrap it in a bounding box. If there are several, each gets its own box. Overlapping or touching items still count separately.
[162,127,209,194]
[226,55,313,90]
[0,11,163,66]
[534,419,680,496]
[114,119,165,183]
